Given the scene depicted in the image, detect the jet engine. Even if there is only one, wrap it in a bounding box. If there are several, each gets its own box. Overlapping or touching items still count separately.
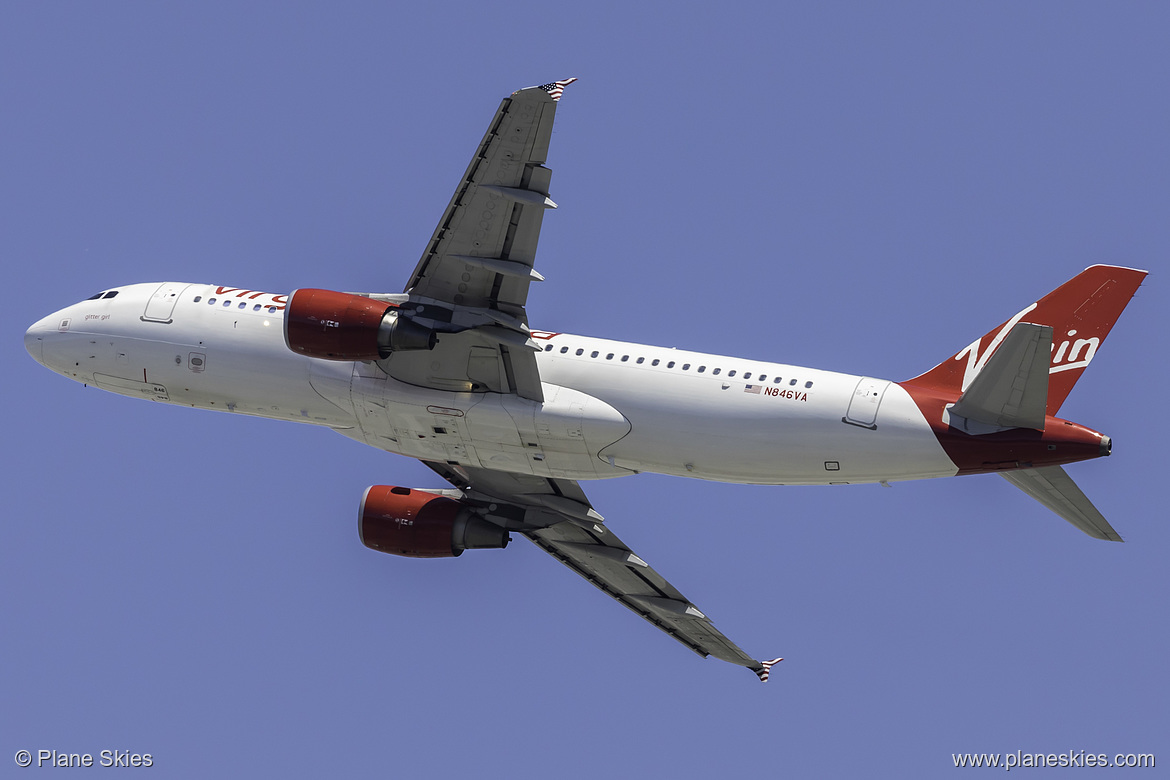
[284,288,436,361]
[358,485,510,558]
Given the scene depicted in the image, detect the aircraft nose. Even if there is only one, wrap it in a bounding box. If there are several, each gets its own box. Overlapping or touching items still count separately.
[24,310,67,367]
[24,319,47,365]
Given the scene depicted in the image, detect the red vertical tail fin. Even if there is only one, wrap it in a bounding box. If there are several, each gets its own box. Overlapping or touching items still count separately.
[904,265,1147,415]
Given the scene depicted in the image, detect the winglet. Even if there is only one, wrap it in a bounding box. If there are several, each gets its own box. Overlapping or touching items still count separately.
[535,78,578,101]
[753,657,784,682]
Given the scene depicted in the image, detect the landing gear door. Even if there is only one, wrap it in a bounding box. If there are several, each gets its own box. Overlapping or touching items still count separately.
[843,377,890,429]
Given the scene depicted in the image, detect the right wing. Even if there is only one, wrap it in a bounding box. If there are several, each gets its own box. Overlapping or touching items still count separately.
[424,462,782,681]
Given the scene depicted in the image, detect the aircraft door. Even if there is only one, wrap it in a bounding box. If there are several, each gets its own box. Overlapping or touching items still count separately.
[142,283,191,323]
[843,377,890,429]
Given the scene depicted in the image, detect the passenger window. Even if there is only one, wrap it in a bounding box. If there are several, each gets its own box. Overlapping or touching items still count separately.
[238,302,246,309]
[209,298,217,305]
[621,355,629,362]
[667,361,675,368]
[773,377,783,384]
[560,346,568,353]
[712,368,720,375]
[651,359,660,366]
[789,378,798,385]
[805,381,814,388]
[545,344,554,351]
[636,357,644,364]
[591,351,599,358]
[223,301,231,307]
[194,296,202,303]
[267,306,277,313]
[253,304,261,311]
[576,348,584,356]
[728,370,736,377]
[606,353,613,360]
[682,363,690,370]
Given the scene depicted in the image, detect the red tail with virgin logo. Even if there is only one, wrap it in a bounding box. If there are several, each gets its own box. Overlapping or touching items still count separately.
[903,265,1147,414]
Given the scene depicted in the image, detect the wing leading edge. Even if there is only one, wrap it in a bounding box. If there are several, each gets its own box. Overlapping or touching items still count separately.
[424,462,781,681]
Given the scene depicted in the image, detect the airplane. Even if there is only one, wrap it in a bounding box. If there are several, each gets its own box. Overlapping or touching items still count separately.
[24,79,1147,682]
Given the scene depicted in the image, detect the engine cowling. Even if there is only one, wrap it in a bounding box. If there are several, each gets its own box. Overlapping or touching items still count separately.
[358,486,510,558]
[284,288,436,361]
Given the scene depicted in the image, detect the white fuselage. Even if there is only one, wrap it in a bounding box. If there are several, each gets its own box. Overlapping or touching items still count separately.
[25,282,959,486]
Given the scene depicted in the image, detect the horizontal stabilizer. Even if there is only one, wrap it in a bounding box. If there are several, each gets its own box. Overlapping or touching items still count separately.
[949,323,1052,431]
[1001,465,1122,541]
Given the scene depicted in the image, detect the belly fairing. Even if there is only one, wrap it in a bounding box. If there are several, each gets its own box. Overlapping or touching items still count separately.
[339,361,632,480]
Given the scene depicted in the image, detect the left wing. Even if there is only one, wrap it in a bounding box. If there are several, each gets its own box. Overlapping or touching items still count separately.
[383,80,578,402]
[425,462,782,682]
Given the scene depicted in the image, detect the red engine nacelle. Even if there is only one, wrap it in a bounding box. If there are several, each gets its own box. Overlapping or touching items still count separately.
[358,486,510,558]
[284,288,436,361]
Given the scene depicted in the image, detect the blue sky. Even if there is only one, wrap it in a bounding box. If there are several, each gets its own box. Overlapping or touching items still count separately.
[3,3,1166,777]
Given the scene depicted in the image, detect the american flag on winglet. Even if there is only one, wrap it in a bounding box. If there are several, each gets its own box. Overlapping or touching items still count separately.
[744,384,761,394]
[538,78,578,101]
[754,657,783,683]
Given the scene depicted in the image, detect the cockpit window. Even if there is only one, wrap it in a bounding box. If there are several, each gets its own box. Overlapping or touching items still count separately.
[87,292,105,300]
[102,291,119,299]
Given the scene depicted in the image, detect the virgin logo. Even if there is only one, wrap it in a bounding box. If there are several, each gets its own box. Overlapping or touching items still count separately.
[214,287,289,310]
[955,303,1100,391]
